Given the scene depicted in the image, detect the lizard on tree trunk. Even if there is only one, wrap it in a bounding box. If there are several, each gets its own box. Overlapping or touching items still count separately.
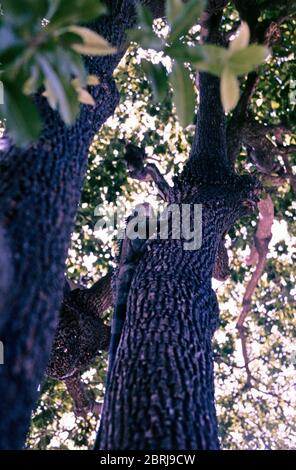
[96,3,260,450]
[46,144,232,418]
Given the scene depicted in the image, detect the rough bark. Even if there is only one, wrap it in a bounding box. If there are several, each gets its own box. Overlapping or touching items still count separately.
[45,272,112,416]
[100,244,220,449]
[97,2,260,450]
[97,172,259,449]
[0,0,276,451]
[227,2,294,167]
[188,4,231,183]
[0,0,136,450]
[188,73,231,182]
[46,284,112,382]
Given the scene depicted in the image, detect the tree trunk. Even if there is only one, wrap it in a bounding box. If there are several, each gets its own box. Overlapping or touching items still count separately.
[98,234,221,449]
[0,1,136,450]
[97,170,256,450]
[97,4,259,448]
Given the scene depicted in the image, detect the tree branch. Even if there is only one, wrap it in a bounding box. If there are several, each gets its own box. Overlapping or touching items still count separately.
[227,2,295,165]
[0,1,136,449]
[46,272,112,416]
[241,119,296,195]
[236,194,274,386]
[186,1,232,183]
[227,73,259,166]
[123,143,174,201]
[65,372,103,417]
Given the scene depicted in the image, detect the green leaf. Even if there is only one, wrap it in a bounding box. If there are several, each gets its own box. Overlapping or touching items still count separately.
[169,0,205,42]
[42,79,58,109]
[71,78,96,105]
[229,22,250,52]
[48,0,106,27]
[43,47,87,85]
[0,25,24,52]
[165,43,203,63]
[136,5,154,28]
[129,29,164,51]
[169,61,195,127]
[23,65,42,95]
[228,45,269,75]
[0,81,41,146]
[4,0,49,21]
[37,54,79,124]
[195,45,229,76]
[131,5,164,51]
[220,67,240,113]
[56,31,84,48]
[166,0,183,27]
[67,26,116,56]
[0,44,27,68]
[141,60,168,102]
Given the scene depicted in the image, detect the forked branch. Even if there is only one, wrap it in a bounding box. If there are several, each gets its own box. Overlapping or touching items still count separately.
[124,143,174,201]
[227,6,295,164]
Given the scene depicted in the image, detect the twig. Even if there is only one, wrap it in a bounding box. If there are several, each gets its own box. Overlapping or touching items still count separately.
[236,195,274,386]
[227,7,295,164]
[241,120,296,194]
[227,73,259,165]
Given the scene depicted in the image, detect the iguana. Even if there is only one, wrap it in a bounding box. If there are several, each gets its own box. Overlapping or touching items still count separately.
[46,144,231,416]
[46,203,151,416]
[108,203,152,373]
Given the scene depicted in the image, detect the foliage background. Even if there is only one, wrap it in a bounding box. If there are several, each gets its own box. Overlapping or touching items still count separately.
[26,10,296,450]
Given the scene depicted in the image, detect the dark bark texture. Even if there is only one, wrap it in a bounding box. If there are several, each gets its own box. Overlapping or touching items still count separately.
[97,0,260,450]
[97,173,258,449]
[96,3,259,450]
[46,285,112,382]
[45,273,112,416]
[0,0,267,451]
[0,1,136,450]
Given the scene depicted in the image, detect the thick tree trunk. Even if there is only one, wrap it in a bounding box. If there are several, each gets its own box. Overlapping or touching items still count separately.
[97,61,258,448]
[97,1,259,449]
[97,175,256,449]
[189,73,230,181]
[0,1,136,450]
[98,237,220,449]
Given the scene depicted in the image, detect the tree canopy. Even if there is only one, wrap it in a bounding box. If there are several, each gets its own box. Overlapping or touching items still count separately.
[29,8,296,449]
[0,0,295,450]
